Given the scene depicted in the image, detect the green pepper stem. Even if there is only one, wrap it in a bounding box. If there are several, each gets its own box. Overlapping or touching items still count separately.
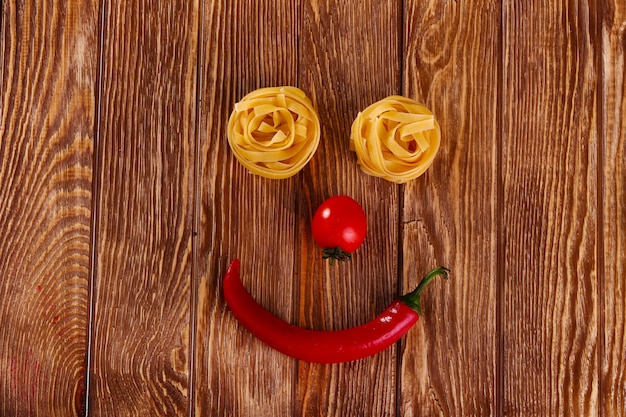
[400,266,450,315]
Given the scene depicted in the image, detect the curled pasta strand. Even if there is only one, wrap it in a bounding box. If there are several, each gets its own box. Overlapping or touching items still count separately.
[350,95,441,183]
[227,86,321,179]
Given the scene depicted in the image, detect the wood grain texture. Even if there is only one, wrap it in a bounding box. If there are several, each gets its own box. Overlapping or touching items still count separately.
[5,1,626,416]
[194,1,300,416]
[503,1,599,415]
[0,1,98,416]
[295,1,401,416]
[88,1,198,415]
[601,0,626,415]
[400,1,499,416]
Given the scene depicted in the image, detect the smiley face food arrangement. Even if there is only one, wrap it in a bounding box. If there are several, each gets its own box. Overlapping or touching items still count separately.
[224,86,448,363]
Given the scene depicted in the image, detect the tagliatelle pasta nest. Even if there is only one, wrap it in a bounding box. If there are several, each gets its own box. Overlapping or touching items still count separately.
[349,95,441,183]
[227,86,321,179]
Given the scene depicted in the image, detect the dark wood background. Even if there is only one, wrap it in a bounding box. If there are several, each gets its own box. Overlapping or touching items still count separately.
[1,0,625,416]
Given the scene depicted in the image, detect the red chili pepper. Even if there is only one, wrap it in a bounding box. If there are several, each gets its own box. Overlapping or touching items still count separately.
[223,259,449,363]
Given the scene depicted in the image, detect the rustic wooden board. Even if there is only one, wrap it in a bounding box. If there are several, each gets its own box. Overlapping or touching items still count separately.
[400,1,500,415]
[0,1,98,416]
[295,1,401,416]
[601,1,626,415]
[194,1,300,416]
[87,1,198,415]
[4,1,626,416]
[502,1,599,415]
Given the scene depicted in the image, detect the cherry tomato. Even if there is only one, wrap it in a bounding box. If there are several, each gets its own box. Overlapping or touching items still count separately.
[312,195,367,263]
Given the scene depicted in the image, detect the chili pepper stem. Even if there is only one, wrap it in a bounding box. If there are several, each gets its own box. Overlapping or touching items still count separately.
[400,266,450,315]
[322,247,352,265]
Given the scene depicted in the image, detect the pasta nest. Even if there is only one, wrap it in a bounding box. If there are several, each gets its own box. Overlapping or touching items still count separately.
[350,95,441,183]
[227,86,321,179]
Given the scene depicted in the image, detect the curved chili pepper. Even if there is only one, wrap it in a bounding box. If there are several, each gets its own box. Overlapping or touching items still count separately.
[223,259,449,363]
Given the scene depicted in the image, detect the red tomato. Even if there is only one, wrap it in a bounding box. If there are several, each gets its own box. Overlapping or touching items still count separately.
[312,196,367,263]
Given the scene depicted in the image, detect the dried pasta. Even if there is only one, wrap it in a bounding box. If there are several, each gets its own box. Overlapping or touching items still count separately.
[349,95,441,183]
[227,86,321,179]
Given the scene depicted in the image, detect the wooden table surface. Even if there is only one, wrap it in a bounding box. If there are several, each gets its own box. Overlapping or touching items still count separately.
[1,1,625,416]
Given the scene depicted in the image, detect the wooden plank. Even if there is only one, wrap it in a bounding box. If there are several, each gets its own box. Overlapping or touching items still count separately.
[0,1,98,416]
[502,2,599,415]
[88,1,198,415]
[295,1,401,416]
[194,1,301,416]
[400,1,500,415]
[601,1,626,415]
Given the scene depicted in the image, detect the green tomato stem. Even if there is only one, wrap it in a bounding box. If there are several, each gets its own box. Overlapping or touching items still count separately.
[322,247,352,264]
